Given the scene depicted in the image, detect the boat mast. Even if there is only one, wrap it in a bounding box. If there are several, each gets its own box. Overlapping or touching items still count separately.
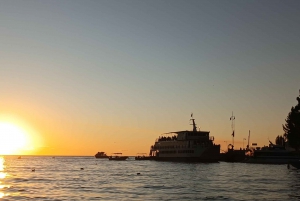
[247,130,250,150]
[190,113,197,132]
[230,112,235,149]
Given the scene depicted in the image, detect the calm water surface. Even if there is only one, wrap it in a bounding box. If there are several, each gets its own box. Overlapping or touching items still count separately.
[0,156,299,200]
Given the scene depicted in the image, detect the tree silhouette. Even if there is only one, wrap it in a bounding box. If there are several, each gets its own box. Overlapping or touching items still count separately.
[275,135,285,146]
[283,95,300,151]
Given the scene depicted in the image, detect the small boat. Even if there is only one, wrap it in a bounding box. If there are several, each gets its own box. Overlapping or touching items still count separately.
[219,144,246,162]
[289,160,300,169]
[108,153,128,161]
[135,153,151,160]
[95,152,109,158]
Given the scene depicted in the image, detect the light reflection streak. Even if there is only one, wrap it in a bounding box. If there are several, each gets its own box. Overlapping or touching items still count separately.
[0,157,4,171]
[0,157,8,199]
[0,173,6,179]
[0,157,5,179]
[0,192,9,198]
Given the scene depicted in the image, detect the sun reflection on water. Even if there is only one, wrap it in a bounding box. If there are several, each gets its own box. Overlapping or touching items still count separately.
[0,173,6,179]
[0,157,6,179]
[0,157,4,171]
[0,157,8,198]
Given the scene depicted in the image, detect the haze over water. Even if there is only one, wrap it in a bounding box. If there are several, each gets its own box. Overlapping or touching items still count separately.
[0,156,299,200]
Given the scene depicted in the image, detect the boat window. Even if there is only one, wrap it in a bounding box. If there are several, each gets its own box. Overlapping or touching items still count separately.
[178,150,194,153]
[161,150,177,154]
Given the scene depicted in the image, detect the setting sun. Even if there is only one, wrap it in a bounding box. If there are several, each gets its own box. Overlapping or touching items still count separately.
[0,122,29,155]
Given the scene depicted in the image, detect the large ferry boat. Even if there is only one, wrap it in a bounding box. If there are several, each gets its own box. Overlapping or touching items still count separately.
[149,114,220,162]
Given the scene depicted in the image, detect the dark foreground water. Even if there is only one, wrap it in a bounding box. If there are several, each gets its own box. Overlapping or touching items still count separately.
[0,156,299,200]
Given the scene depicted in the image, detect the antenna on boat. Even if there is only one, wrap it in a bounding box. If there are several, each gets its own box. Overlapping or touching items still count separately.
[230,112,235,149]
[247,130,250,150]
[190,113,197,132]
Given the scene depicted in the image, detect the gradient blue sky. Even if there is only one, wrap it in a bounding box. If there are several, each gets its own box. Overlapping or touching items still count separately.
[0,0,299,155]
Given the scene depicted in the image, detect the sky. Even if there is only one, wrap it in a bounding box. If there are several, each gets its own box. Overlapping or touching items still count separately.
[0,0,300,155]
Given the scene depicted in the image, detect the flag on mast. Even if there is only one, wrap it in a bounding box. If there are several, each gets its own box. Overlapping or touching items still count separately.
[232,130,235,137]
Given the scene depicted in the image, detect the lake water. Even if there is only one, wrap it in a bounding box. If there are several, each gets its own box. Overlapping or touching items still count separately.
[0,156,300,200]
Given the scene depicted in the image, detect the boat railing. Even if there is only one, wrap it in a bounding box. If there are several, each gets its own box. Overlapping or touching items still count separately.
[157,136,177,142]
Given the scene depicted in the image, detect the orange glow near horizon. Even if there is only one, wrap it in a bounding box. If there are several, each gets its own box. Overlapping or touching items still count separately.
[0,111,274,156]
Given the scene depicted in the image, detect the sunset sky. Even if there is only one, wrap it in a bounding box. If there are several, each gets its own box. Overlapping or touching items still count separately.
[0,0,300,155]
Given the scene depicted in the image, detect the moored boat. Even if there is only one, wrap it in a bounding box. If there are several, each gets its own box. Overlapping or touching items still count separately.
[149,114,220,162]
[219,145,246,162]
[108,153,128,161]
[95,152,109,158]
[135,153,151,160]
[242,143,300,164]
